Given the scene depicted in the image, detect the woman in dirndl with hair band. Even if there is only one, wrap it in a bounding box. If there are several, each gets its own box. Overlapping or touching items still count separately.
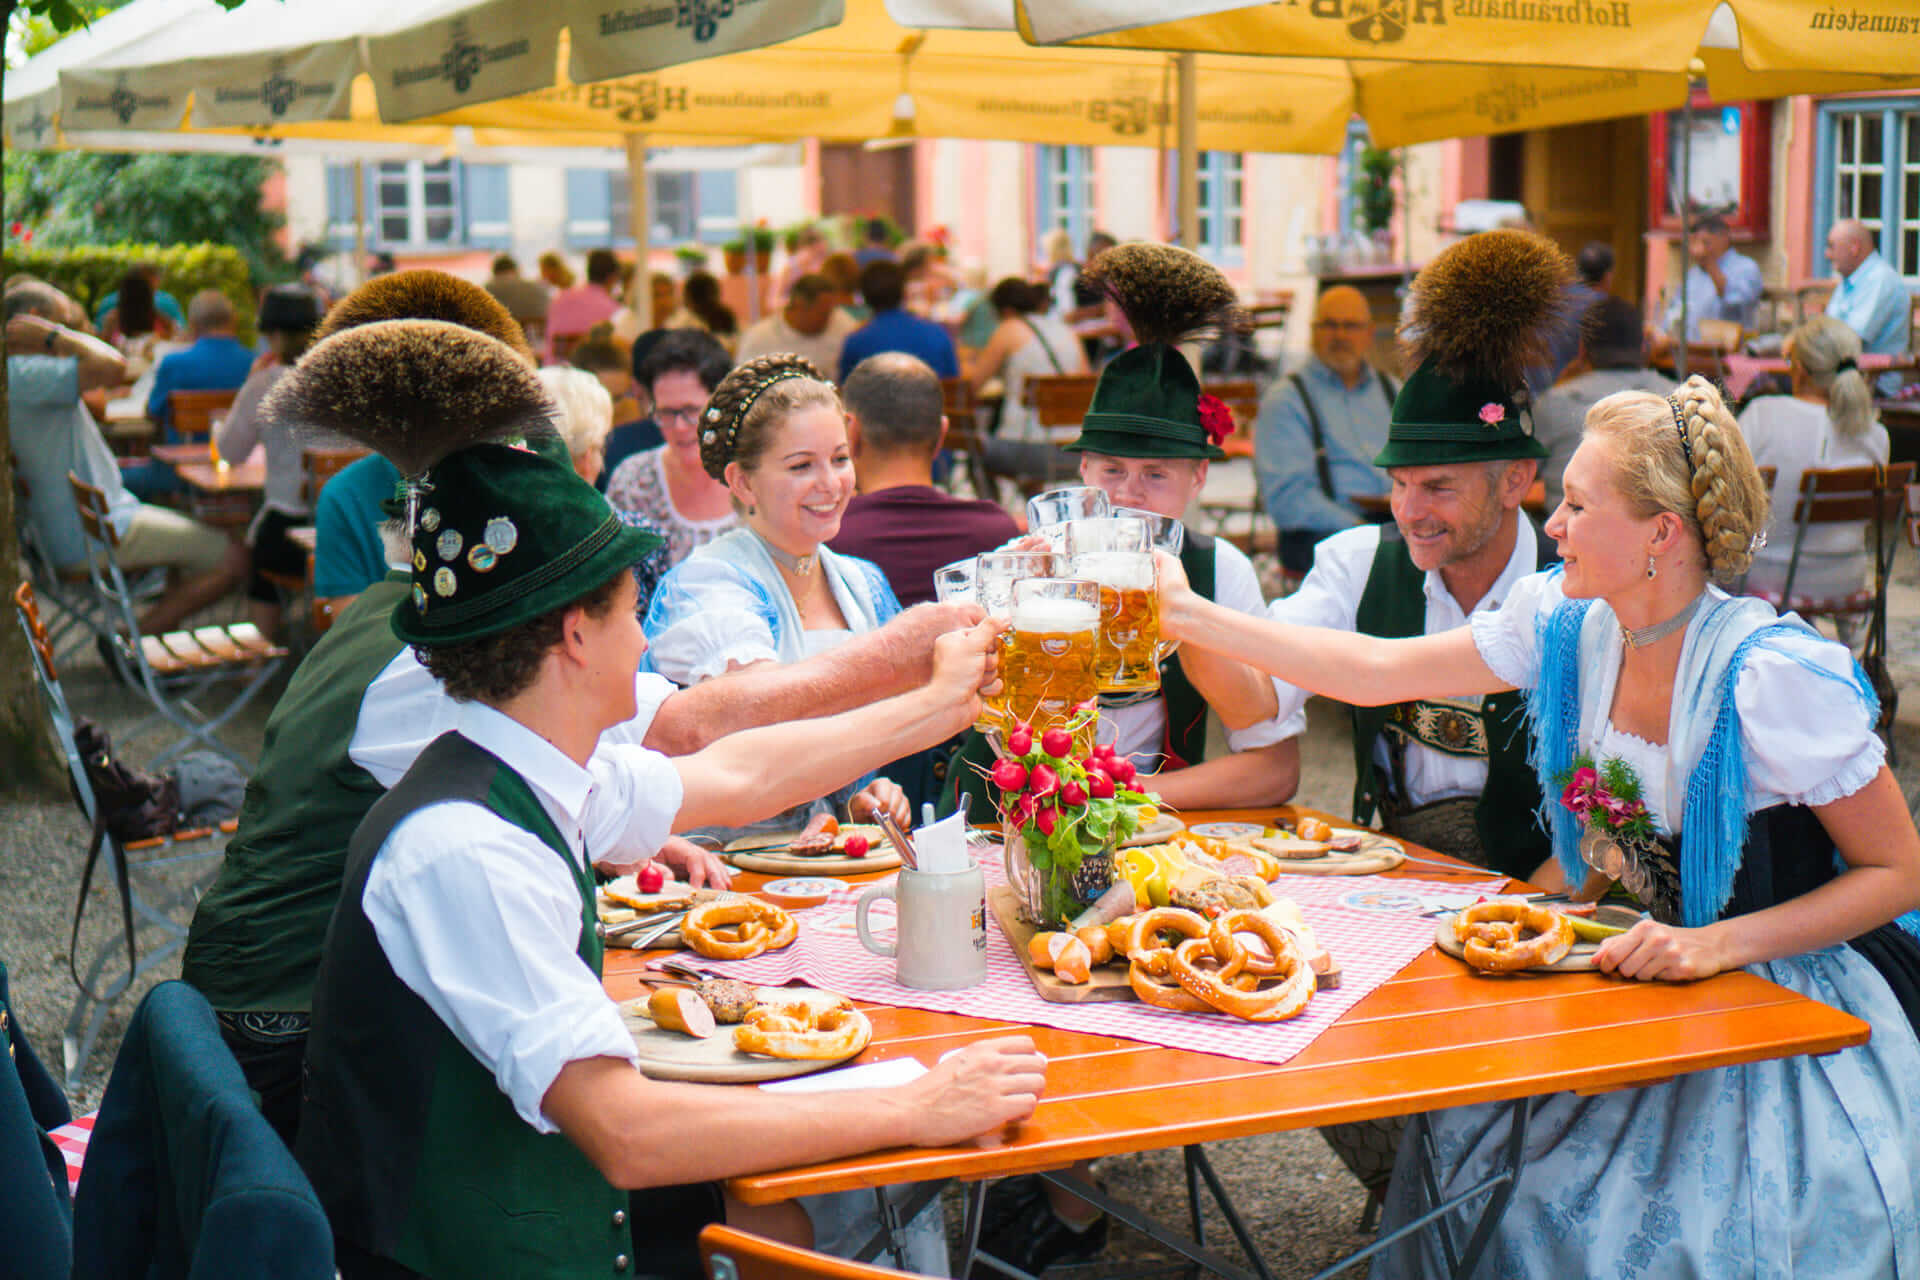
[1157,370,1920,1275]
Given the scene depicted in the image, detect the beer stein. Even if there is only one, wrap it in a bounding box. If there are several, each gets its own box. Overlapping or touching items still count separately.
[970,550,1057,732]
[1066,518,1161,695]
[1026,486,1110,551]
[1002,577,1101,748]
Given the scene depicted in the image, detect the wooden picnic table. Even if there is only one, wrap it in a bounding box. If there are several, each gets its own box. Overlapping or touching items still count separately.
[173,458,266,495]
[603,806,1868,1277]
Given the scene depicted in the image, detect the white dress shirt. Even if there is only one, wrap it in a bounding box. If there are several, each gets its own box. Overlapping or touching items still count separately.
[348,646,677,871]
[1108,539,1299,768]
[1266,519,1543,808]
[362,701,684,1133]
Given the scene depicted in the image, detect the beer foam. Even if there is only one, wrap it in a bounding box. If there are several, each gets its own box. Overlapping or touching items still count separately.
[1013,597,1098,632]
[1074,551,1155,590]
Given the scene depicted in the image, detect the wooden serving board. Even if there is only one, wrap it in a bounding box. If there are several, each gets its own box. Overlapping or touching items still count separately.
[1116,813,1186,849]
[1254,830,1405,876]
[989,885,1136,1004]
[620,986,864,1082]
[725,847,901,876]
[1434,904,1645,973]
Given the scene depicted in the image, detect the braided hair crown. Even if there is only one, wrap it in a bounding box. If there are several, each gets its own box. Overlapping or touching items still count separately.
[696,352,835,481]
[1673,375,1768,582]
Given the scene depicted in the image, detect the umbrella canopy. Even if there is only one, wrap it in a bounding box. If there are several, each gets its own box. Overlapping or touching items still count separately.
[1008,0,1920,78]
[4,0,1355,154]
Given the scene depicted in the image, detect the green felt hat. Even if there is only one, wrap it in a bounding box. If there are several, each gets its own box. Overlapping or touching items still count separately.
[1062,242,1246,462]
[1372,359,1550,468]
[392,442,660,646]
[1372,228,1572,470]
[1067,343,1227,461]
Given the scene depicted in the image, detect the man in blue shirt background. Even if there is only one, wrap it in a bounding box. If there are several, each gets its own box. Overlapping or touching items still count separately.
[1824,218,1912,394]
[1660,215,1764,341]
[146,289,254,437]
[838,260,958,383]
[1253,286,1397,575]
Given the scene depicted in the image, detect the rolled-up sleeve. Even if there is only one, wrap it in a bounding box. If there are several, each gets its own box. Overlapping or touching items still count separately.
[1467,570,1561,692]
[364,803,638,1133]
[581,743,686,872]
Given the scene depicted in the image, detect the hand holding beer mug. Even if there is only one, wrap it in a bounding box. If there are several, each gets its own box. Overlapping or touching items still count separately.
[970,550,1057,732]
[1026,486,1110,551]
[1003,577,1101,751]
[1066,518,1163,695]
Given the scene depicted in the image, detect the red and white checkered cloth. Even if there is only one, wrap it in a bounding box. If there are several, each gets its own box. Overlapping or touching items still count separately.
[678,866,1506,1067]
[48,1112,95,1194]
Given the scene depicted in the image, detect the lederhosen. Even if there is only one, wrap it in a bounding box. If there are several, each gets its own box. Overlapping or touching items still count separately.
[1349,525,1557,880]
[298,732,638,1279]
[943,532,1219,818]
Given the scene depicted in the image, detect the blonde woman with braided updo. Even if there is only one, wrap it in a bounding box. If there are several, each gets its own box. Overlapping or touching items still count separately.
[1738,314,1890,603]
[1156,372,1920,1275]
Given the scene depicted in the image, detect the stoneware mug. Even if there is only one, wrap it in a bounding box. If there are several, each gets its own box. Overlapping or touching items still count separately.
[855,862,988,990]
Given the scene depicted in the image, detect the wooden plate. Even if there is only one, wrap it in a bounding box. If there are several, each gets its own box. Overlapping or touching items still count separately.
[1254,830,1405,876]
[1116,812,1186,849]
[620,985,866,1082]
[1434,904,1646,973]
[597,883,749,950]
[720,829,903,876]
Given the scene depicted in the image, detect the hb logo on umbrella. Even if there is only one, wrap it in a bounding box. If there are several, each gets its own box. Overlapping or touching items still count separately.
[678,0,736,44]
[1306,0,1444,46]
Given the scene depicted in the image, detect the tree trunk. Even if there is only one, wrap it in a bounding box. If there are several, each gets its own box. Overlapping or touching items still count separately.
[0,37,66,797]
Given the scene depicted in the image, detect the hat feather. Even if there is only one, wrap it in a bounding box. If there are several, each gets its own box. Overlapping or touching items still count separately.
[1081,242,1247,346]
[315,269,534,362]
[261,320,555,476]
[1400,229,1576,391]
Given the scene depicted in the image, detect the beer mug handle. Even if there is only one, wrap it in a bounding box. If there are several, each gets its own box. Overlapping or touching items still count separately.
[855,882,897,957]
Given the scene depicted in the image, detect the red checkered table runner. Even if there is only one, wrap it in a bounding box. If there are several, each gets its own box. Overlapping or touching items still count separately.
[672,866,1506,1066]
[48,1112,95,1194]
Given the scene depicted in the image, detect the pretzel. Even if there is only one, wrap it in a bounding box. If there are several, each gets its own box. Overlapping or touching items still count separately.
[1170,911,1314,1022]
[1453,902,1574,973]
[733,1000,872,1060]
[1124,907,1211,957]
[683,899,798,960]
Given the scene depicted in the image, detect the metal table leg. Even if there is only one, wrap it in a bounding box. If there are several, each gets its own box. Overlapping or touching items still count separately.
[851,1181,946,1268]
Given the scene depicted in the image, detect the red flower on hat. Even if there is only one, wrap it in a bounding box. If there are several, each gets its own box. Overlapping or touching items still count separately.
[1197,393,1235,445]
[1478,402,1506,426]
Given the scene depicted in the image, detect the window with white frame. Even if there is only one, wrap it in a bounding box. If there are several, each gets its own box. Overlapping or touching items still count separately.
[374,160,460,249]
[1196,151,1245,262]
[1035,145,1096,259]
[1818,101,1920,279]
[565,168,736,248]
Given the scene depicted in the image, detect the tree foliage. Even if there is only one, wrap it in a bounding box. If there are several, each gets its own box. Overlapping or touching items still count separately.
[6,151,288,283]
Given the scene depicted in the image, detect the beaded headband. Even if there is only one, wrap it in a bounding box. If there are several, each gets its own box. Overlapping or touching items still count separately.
[1665,394,1695,473]
[699,367,823,459]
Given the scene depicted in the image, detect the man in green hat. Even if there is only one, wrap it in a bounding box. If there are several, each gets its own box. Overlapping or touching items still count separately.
[1261,227,1569,1209]
[293,326,1044,1280]
[185,274,983,1147]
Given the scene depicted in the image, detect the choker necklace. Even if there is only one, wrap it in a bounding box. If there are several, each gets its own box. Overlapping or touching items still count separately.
[1621,591,1704,649]
[757,532,816,577]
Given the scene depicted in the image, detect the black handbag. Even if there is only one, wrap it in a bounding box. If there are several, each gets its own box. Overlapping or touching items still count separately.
[67,720,181,1000]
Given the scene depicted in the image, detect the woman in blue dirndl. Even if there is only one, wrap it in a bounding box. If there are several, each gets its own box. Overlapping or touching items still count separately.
[1159,374,1920,1277]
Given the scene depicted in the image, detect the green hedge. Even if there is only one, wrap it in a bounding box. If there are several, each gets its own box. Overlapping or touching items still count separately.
[1,243,256,344]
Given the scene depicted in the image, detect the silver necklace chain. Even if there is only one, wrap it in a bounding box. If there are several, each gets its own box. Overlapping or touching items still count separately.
[1621,591,1704,649]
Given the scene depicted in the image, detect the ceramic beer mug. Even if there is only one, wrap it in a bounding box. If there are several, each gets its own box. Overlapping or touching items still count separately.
[855,862,988,990]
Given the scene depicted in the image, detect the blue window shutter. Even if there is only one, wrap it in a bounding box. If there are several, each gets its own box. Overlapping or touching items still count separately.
[463,163,511,250]
[695,170,738,241]
[565,168,612,249]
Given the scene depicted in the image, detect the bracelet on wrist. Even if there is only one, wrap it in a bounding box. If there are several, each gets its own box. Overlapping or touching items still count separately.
[43,326,60,353]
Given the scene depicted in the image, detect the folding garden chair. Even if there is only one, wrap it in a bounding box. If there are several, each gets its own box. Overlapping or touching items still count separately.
[68,471,286,769]
[14,581,234,1089]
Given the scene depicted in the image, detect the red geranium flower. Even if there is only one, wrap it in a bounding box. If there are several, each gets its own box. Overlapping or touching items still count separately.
[1196,393,1235,445]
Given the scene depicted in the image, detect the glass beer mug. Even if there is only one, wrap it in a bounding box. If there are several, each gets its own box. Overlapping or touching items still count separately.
[1066,517,1162,695]
[1026,485,1110,551]
[971,549,1057,733]
[1002,577,1101,749]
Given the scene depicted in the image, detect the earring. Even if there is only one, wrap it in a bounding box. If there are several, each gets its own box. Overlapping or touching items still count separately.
[747,505,757,517]
[1646,554,1657,580]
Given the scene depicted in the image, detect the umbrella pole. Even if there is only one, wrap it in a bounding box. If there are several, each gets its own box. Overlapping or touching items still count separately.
[1676,97,1692,380]
[1177,52,1198,251]
[352,158,367,287]
[625,133,650,285]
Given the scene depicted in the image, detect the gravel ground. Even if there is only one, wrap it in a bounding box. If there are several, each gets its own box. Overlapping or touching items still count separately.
[8,539,1920,1278]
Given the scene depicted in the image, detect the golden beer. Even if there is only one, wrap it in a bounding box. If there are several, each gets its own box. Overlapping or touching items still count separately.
[1002,596,1100,746]
[1075,550,1161,693]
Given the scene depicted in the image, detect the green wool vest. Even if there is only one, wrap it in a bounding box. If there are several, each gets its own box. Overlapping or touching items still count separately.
[943,533,1217,817]
[1349,527,1553,880]
[183,574,410,1013]
[298,732,630,1279]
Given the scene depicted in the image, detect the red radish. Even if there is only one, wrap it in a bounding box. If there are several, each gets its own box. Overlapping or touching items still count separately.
[1086,770,1115,799]
[637,863,667,894]
[1007,724,1034,755]
[1091,742,1117,761]
[646,988,715,1038]
[1108,757,1137,785]
[1060,781,1087,807]
[991,759,1029,791]
[843,833,870,858]
[1035,805,1059,836]
[1040,727,1073,758]
[1029,762,1060,800]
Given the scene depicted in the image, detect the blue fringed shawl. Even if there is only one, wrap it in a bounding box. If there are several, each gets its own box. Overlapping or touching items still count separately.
[1521,568,1919,939]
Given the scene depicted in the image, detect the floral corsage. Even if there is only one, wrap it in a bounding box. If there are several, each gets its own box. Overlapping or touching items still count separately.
[1557,755,1676,917]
